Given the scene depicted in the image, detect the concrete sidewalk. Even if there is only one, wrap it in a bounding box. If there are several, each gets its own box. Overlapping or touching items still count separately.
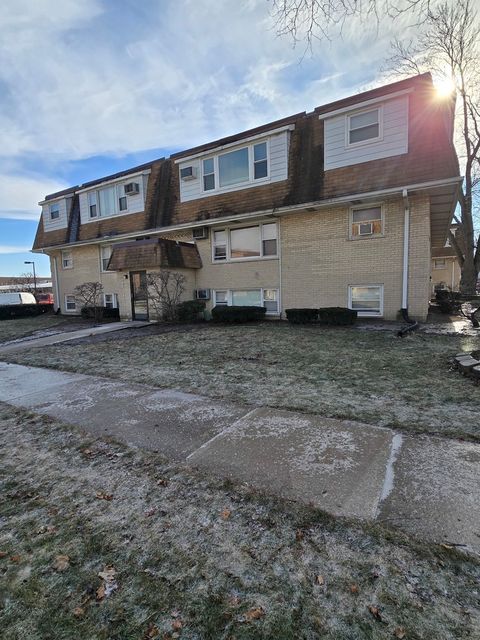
[1,361,479,554]
[0,321,150,354]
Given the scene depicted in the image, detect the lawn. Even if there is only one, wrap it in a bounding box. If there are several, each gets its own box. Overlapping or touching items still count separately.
[0,314,82,344]
[1,403,479,640]
[4,323,480,440]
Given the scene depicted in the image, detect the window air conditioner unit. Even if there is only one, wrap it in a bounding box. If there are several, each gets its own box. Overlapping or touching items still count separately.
[192,227,209,240]
[359,222,373,235]
[195,289,211,300]
[180,166,197,181]
[124,182,140,195]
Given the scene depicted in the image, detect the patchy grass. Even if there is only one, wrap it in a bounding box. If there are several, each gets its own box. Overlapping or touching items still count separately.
[5,323,480,440]
[0,314,82,344]
[0,403,479,640]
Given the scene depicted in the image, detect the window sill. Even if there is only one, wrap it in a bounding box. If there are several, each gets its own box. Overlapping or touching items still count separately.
[348,234,385,241]
[212,255,279,265]
[356,312,383,317]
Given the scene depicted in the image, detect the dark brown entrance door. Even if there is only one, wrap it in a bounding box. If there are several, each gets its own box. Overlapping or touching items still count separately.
[130,271,149,321]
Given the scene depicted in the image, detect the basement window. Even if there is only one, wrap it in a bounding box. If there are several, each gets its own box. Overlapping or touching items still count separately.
[348,285,383,317]
[103,293,118,308]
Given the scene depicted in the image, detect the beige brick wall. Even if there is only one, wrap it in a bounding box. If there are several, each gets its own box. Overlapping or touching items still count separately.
[280,194,431,321]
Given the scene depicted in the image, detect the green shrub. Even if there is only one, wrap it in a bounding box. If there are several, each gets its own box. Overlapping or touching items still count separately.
[0,304,49,320]
[211,305,266,323]
[318,307,357,325]
[285,308,319,324]
[176,300,206,322]
[80,306,120,322]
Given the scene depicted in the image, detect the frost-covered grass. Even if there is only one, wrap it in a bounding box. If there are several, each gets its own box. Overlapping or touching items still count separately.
[0,314,80,344]
[1,403,479,640]
[5,323,479,440]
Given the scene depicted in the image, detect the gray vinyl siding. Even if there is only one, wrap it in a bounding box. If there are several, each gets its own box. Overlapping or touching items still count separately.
[42,197,68,231]
[79,175,147,225]
[324,96,409,170]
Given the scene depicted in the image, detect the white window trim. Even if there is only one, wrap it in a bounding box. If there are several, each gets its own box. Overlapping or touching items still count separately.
[433,258,447,270]
[103,293,118,308]
[211,222,278,263]
[345,105,384,150]
[49,203,60,220]
[86,184,130,221]
[348,284,384,318]
[100,245,113,273]
[201,139,270,195]
[349,203,385,240]
[213,288,280,315]
[61,250,73,270]
[64,294,77,313]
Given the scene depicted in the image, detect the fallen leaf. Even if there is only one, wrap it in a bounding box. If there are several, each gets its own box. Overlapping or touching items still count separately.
[440,543,454,550]
[97,565,118,598]
[350,584,359,594]
[95,492,113,501]
[145,507,157,517]
[394,627,406,638]
[157,478,169,487]
[144,622,160,638]
[72,606,85,618]
[171,619,183,630]
[228,595,241,607]
[221,508,231,520]
[0,551,8,558]
[244,606,265,621]
[315,575,325,586]
[368,605,382,622]
[295,529,304,541]
[10,555,21,563]
[96,583,106,601]
[53,555,70,571]
[81,448,96,458]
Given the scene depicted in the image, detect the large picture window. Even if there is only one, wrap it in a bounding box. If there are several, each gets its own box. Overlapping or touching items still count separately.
[212,223,278,262]
[214,288,279,315]
[348,285,383,317]
[219,148,249,187]
[86,183,132,219]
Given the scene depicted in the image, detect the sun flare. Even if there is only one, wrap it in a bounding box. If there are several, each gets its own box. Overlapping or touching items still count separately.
[435,76,456,98]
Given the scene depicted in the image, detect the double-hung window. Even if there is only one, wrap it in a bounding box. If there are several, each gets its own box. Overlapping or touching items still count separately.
[201,140,269,193]
[350,205,383,238]
[103,293,118,308]
[65,295,76,311]
[349,285,383,317]
[347,108,381,146]
[49,203,60,220]
[88,192,97,218]
[87,184,130,218]
[62,250,73,269]
[100,245,112,272]
[212,223,278,262]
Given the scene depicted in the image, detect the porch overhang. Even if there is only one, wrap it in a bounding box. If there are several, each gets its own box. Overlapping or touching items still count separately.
[107,238,202,271]
[426,180,462,249]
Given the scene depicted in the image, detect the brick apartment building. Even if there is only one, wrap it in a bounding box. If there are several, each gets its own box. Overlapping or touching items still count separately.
[32,72,461,321]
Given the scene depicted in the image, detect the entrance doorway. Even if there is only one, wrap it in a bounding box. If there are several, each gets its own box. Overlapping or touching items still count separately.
[130,271,149,321]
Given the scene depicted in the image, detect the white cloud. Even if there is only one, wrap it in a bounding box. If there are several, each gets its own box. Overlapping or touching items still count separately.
[0,174,68,220]
[0,245,32,254]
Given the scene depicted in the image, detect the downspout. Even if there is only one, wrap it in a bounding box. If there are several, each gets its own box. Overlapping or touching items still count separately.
[52,255,60,313]
[397,189,418,335]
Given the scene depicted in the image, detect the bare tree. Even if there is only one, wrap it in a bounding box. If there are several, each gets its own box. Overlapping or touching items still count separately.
[387,0,480,294]
[147,271,186,321]
[271,0,433,48]
[6,273,36,293]
[74,281,104,322]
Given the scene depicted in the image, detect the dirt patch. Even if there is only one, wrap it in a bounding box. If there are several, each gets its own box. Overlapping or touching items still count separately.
[1,403,479,639]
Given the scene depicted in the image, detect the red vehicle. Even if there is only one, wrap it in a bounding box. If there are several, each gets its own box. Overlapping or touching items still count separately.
[36,293,54,305]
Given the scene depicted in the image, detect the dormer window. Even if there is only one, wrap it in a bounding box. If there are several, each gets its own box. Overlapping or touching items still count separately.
[203,158,215,191]
[347,108,381,146]
[49,203,60,220]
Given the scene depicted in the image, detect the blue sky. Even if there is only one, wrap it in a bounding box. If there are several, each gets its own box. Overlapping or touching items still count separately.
[0,0,415,277]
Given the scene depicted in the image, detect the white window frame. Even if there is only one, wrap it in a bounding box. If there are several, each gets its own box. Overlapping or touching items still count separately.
[434,258,447,270]
[348,284,384,318]
[103,293,118,308]
[61,250,73,270]
[345,105,383,149]
[100,245,113,272]
[64,294,77,312]
[349,203,384,240]
[85,183,130,220]
[201,139,270,195]
[213,288,279,315]
[211,222,278,263]
[49,203,60,220]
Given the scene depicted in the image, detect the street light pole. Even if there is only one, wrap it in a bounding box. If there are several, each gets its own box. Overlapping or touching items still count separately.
[24,260,37,297]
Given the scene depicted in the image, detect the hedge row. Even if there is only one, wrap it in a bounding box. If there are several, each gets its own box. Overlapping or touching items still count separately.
[0,304,53,320]
[80,306,120,322]
[211,305,267,323]
[176,300,206,322]
[285,307,357,325]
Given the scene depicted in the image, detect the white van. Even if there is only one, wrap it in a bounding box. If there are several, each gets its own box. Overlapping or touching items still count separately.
[0,292,37,305]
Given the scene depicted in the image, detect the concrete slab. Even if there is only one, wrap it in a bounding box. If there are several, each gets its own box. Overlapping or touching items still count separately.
[378,435,480,554]
[0,363,247,459]
[0,361,84,401]
[188,407,395,520]
[0,321,150,354]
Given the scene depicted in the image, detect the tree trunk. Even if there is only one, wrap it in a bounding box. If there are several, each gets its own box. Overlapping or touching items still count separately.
[459,252,478,294]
